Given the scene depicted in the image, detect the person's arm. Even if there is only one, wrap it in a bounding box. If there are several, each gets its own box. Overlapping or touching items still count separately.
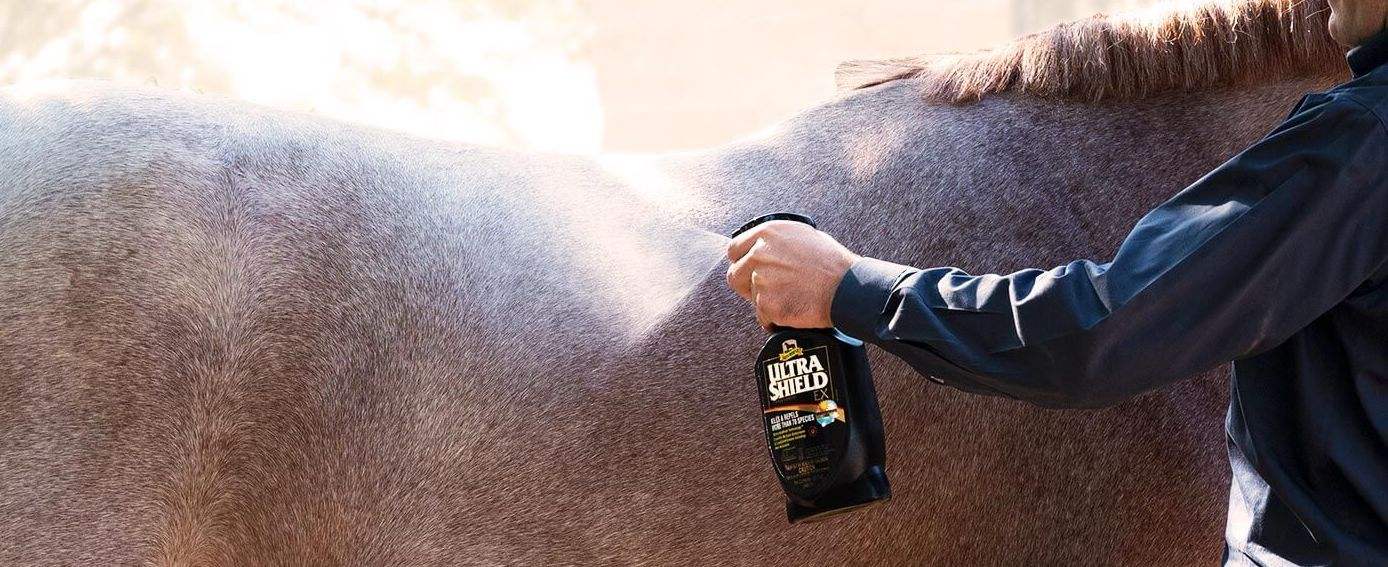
[830,94,1388,408]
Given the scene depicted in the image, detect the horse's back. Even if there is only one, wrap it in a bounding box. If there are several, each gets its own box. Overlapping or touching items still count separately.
[0,82,588,564]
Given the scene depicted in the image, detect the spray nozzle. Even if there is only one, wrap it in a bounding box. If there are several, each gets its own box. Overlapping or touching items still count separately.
[731,212,817,239]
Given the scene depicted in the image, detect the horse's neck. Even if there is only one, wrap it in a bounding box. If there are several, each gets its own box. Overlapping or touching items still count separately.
[655,72,1343,267]
[514,71,1338,350]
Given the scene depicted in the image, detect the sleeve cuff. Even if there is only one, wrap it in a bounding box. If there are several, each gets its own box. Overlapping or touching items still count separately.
[831,257,914,342]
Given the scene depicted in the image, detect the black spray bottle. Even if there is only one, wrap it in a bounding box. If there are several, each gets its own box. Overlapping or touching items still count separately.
[732,213,891,523]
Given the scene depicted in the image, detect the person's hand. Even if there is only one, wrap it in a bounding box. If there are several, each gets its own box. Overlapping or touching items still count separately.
[726,221,860,330]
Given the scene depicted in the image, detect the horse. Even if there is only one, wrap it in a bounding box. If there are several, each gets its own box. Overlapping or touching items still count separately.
[0,0,1349,564]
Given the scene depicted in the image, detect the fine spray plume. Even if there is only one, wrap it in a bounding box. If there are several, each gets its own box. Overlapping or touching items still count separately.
[611,221,731,338]
[525,156,733,343]
[582,219,729,342]
[733,213,891,523]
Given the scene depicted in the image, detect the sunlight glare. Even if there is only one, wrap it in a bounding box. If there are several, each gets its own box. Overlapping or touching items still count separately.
[1,1,605,152]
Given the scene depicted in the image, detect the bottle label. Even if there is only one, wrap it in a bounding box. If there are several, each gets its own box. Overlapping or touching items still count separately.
[760,338,848,496]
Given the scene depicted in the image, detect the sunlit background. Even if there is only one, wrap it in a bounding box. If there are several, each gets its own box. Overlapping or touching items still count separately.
[0,0,1163,153]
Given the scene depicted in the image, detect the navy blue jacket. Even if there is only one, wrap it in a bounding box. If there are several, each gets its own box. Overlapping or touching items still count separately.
[832,32,1388,566]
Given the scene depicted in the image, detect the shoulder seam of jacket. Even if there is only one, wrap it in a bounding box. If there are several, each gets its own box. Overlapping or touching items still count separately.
[1336,92,1388,135]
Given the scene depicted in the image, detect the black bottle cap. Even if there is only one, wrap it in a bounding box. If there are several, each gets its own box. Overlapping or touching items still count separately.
[731,212,817,238]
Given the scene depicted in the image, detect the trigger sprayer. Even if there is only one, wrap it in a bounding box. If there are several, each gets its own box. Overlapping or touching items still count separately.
[732,212,891,523]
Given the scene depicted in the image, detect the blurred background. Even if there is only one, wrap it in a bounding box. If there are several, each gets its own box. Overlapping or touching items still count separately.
[0,0,1163,153]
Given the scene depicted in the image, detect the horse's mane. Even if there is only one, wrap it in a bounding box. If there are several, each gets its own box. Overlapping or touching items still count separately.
[836,0,1344,103]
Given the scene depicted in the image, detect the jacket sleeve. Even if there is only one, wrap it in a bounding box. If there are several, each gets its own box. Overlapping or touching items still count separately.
[830,94,1388,408]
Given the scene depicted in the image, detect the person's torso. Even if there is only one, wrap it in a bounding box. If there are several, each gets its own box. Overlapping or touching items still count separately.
[1224,67,1388,561]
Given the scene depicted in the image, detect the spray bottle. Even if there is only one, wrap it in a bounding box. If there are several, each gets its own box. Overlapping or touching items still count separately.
[732,213,891,523]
